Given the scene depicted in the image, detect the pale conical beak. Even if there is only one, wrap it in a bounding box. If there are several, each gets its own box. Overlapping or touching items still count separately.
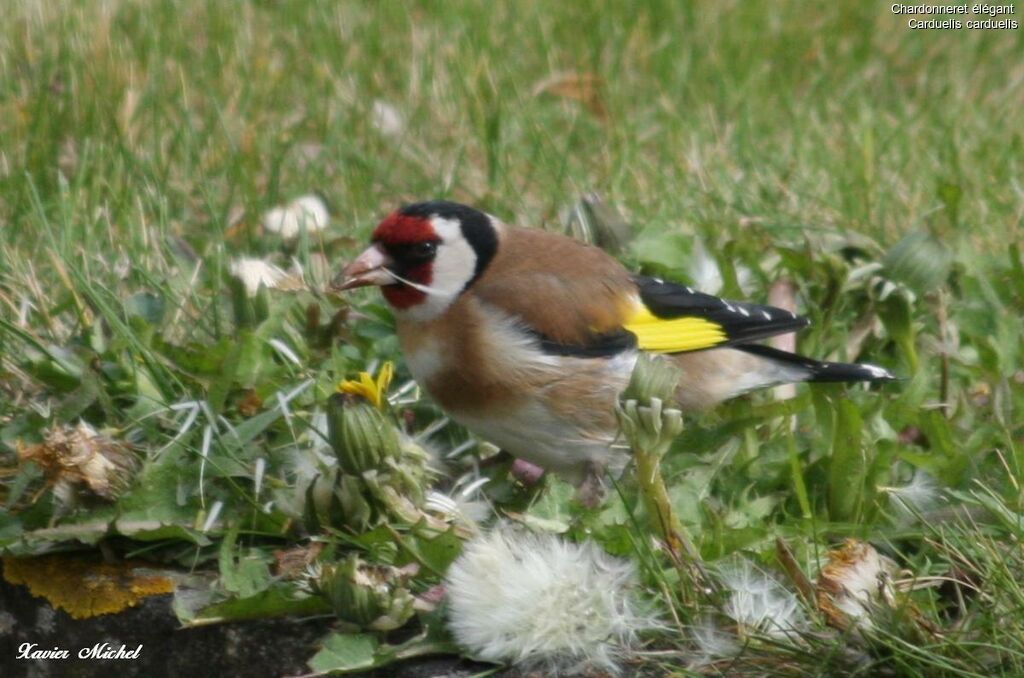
[331,246,396,291]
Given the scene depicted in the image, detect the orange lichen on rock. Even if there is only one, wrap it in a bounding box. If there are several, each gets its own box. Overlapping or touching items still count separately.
[2,554,174,619]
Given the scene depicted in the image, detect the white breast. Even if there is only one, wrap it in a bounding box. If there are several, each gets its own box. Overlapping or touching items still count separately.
[451,399,630,485]
[459,307,638,482]
[404,335,446,383]
[401,300,638,483]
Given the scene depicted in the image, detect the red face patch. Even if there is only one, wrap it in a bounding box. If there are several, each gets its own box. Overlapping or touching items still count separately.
[372,212,435,246]
[373,211,436,310]
[382,279,428,309]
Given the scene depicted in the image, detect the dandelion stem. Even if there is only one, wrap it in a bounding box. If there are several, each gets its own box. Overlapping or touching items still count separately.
[633,434,709,600]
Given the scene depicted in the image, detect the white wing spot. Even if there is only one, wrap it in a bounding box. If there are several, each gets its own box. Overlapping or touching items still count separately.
[862,363,893,379]
[685,286,694,294]
[738,307,750,317]
[653,277,664,284]
[760,310,772,320]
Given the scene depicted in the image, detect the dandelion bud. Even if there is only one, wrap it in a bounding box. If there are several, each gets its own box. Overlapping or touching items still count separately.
[302,470,376,533]
[561,193,632,254]
[228,259,279,327]
[326,393,400,475]
[617,354,684,458]
[361,470,424,524]
[616,398,683,459]
[317,555,415,631]
[622,353,682,405]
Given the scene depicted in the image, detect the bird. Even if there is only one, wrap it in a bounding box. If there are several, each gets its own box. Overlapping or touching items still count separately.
[333,200,894,495]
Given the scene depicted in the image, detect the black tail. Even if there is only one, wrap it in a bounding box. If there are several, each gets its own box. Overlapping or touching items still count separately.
[737,344,896,383]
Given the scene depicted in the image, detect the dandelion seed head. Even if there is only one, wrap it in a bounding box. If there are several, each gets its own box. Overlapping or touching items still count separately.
[230,257,288,297]
[445,525,656,675]
[371,100,404,137]
[263,194,329,240]
[719,559,806,637]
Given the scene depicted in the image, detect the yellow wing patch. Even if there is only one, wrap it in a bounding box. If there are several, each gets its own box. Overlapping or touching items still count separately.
[623,305,727,353]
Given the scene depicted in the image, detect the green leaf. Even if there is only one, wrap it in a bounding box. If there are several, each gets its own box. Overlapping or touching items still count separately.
[918,410,967,485]
[828,399,866,522]
[308,633,379,674]
[16,512,116,551]
[25,344,84,391]
[4,461,43,510]
[208,330,267,411]
[115,522,209,544]
[878,294,918,372]
[124,292,166,325]
[882,231,952,295]
[937,180,962,228]
[54,368,101,422]
[218,527,273,597]
[126,361,170,421]
[228,406,285,449]
[415,527,463,574]
[631,229,691,274]
[523,476,576,531]
[190,585,333,626]
[114,445,204,541]
[0,512,24,547]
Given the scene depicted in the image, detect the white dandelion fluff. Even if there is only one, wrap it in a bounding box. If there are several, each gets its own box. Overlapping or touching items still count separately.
[719,559,806,638]
[690,619,740,664]
[263,194,329,240]
[424,479,490,529]
[689,238,724,295]
[880,471,941,521]
[229,257,288,297]
[445,525,657,675]
[371,100,405,137]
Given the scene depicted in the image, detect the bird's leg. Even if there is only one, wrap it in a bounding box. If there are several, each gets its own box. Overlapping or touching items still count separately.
[576,461,607,509]
[476,448,515,470]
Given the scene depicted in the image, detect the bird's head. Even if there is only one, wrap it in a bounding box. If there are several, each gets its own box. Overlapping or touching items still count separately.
[334,201,499,320]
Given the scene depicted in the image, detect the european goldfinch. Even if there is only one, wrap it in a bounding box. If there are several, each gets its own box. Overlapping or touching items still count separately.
[334,201,893,488]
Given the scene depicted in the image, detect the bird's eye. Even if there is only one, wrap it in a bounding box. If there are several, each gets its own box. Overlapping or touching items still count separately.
[411,242,437,259]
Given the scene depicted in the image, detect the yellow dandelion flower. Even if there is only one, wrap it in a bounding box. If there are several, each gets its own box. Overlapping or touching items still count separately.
[338,361,394,409]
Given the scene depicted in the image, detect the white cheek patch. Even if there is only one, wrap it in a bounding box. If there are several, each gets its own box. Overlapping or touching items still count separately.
[396,216,479,322]
[431,217,479,294]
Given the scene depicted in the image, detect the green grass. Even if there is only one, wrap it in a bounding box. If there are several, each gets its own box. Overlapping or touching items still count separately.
[2,1,1023,675]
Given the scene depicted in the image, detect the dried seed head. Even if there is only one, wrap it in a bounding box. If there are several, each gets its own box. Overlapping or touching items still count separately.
[17,422,138,503]
[816,539,898,630]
